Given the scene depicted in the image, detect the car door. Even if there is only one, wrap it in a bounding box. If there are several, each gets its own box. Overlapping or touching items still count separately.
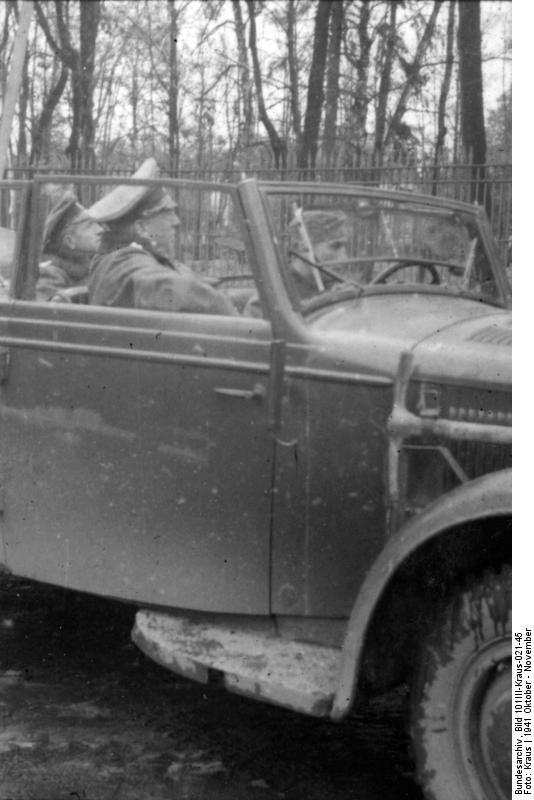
[0,180,275,614]
[240,180,394,620]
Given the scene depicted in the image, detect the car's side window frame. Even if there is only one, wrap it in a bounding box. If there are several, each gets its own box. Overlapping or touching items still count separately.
[12,176,269,320]
[0,178,37,301]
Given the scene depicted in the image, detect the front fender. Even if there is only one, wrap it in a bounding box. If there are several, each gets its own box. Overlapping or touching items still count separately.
[331,468,511,720]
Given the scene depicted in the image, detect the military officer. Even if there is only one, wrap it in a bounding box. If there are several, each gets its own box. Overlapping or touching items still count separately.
[37,192,104,302]
[87,159,237,316]
[287,208,350,299]
[243,208,350,317]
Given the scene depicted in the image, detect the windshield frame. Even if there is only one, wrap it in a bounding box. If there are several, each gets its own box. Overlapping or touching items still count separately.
[259,181,511,315]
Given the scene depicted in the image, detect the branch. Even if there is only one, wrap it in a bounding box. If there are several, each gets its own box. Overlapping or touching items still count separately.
[34,0,60,56]
[286,0,301,139]
[245,0,286,169]
[384,0,444,147]
[0,1,15,56]
[30,62,69,165]
[54,0,78,71]
[196,63,233,102]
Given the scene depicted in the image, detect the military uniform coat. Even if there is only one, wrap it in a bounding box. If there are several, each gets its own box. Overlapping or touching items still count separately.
[36,259,87,302]
[88,245,237,316]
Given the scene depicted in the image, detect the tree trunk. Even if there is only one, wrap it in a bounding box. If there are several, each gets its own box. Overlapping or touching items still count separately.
[374,1,397,169]
[298,0,332,175]
[168,0,179,174]
[346,0,372,170]
[16,49,30,167]
[29,60,69,166]
[43,0,100,171]
[79,0,101,171]
[322,0,343,172]
[130,45,139,162]
[47,0,81,168]
[0,0,32,177]
[432,0,455,194]
[457,0,489,207]
[0,2,13,59]
[384,0,443,148]
[246,0,286,171]
[0,2,16,104]
[231,0,254,171]
[286,0,301,146]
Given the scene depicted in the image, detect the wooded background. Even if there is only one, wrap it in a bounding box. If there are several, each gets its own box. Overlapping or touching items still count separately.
[0,0,512,249]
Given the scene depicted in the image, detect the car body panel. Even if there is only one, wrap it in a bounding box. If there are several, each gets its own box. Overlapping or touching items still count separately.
[308,295,511,387]
[1,302,275,613]
[271,361,392,616]
[332,467,512,719]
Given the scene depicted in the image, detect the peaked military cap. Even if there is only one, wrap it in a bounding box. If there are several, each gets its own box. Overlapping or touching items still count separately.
[88,158,176,224]
[42,192,85,254]
[289,210,348,252]
[300,210,348,243]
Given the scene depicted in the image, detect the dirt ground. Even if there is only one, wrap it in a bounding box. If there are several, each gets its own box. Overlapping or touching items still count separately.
[0,575,422,800]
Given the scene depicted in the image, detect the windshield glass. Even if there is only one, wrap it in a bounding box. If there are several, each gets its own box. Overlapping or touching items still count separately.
[263,189,504,313]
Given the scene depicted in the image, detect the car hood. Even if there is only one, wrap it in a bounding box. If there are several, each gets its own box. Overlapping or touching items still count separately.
[310,293,511,387]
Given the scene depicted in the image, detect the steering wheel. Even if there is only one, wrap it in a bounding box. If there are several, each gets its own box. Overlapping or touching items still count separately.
[370,260,441,286]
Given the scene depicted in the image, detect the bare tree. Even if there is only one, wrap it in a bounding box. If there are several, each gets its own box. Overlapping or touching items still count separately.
[298,0,333,174]
[231,0,254,170]
[0,0,32,176]
[35,0,101,170]
[246,0,287,170]
[374,2,397,166]
[1,0,510,186]
[384,0,443,148]
[432,0,455,192]
[286,0,301,147]
[344,0,372,169]
[32,2,69,165]
[16,49,30,167]
[457,0,488,206]
[168,0,179,173]
[78,0,101,169]
[322,0,343,171]
[0,2,16,98]
[29,57,69,166]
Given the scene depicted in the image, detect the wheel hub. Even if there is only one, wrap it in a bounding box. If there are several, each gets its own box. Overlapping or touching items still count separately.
[479,664,512,798]
[455,640,511,800]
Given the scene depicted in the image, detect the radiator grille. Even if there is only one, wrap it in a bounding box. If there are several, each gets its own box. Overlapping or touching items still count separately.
[404,438,511,515]
[444,439,511,489]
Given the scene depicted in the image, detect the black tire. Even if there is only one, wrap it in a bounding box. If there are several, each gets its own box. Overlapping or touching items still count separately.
[411,566,511,800]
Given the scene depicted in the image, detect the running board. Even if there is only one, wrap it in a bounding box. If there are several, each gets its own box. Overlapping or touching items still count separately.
[132,610,341,717]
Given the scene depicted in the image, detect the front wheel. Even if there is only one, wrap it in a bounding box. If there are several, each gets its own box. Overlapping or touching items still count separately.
[411,566,511,800]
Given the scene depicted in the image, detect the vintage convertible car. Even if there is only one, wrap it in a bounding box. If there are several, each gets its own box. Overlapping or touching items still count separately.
[0,174,511,800]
